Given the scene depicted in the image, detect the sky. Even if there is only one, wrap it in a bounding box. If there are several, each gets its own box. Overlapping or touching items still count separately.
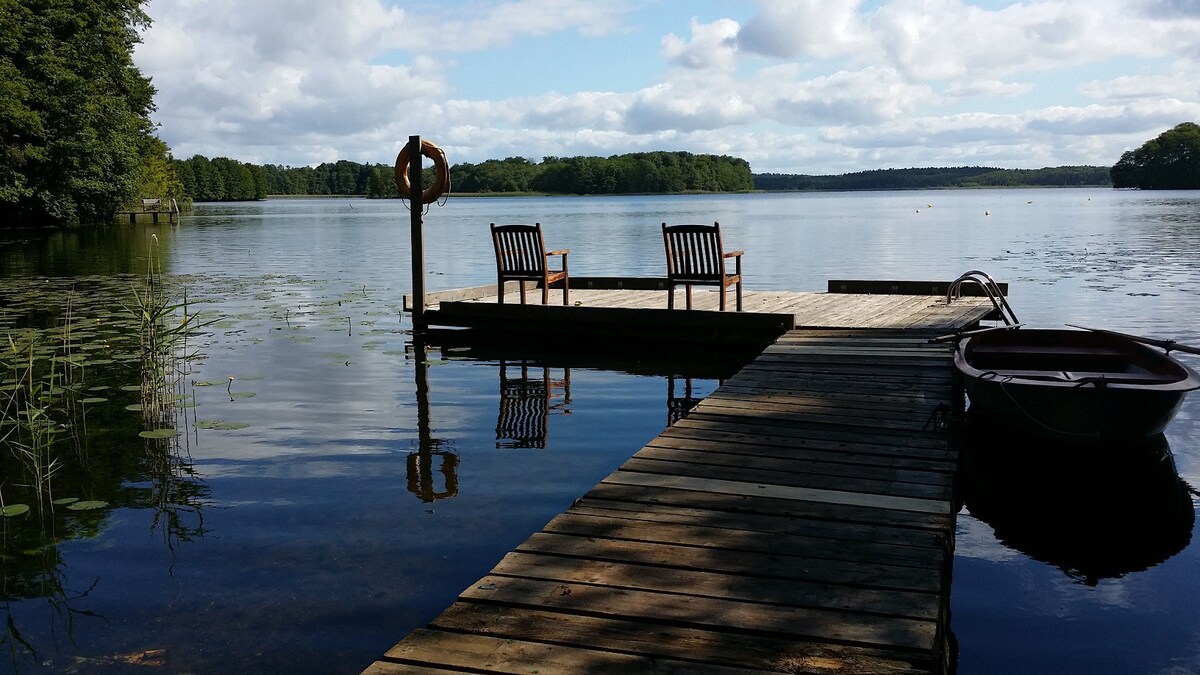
[133,0,1200,175]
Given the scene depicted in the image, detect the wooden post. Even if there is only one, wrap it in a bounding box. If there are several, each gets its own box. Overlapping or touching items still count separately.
[408,134,426,331]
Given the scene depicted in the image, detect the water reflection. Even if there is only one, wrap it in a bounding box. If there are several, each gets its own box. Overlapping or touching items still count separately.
[406,336,458,502]
[962,432,1195,586]
[667,375,706,426]
[495,361,572,449]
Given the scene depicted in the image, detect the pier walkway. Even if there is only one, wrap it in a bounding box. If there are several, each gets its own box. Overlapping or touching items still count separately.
[365,285,984,673]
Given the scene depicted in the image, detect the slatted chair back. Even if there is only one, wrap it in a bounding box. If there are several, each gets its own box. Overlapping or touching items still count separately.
[490,223,570,305]
[663,223,726,282]
[662,222,743,311]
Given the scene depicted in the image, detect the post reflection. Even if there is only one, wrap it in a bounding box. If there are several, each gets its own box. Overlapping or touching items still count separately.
[408,335,459,503]
[961,430,1195,586]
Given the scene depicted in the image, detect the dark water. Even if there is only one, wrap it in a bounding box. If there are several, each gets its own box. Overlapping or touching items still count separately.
[1,189,1199,674]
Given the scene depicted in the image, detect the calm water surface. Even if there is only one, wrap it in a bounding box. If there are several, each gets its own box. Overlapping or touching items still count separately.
[2,189,1199,674]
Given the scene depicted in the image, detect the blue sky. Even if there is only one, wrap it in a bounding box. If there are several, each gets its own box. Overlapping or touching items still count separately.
[135,0,1200,174]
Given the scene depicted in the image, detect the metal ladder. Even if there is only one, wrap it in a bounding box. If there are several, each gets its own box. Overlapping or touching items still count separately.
[946,269,1020,325]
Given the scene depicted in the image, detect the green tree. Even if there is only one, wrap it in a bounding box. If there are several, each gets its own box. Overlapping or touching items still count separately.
[1112,122,1200,189]
[0,0,158,226]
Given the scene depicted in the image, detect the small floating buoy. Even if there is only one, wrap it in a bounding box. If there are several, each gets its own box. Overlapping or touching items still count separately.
[985,210,990,216]
[927,203,933,208]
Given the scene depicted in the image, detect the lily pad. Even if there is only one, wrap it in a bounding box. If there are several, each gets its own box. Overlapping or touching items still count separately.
[66,500,108,511]
[230,391,256,399]
[139,428,177,439]
[1,504,30,517]
[80,397,109,404]
[53,497,80,505]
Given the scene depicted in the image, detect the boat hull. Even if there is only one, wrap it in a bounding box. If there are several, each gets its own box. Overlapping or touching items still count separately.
[956,328,1200,443]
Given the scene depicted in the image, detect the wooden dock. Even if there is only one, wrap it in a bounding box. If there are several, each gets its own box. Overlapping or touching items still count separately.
[365,280,993,674]
[408,278,1000,345]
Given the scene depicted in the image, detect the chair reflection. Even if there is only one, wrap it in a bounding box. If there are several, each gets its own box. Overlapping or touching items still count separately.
[496,361,571,449]
[667,375,706,426]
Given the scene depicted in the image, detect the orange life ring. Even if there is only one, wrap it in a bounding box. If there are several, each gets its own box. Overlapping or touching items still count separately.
[394,139,449,204]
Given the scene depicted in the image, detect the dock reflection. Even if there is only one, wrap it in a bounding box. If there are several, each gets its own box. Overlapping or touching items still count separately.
[961,431,1195,585]
[405,332,756,502]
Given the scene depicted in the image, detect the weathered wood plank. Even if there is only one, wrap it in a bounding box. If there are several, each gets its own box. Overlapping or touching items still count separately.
[429,603,934,674]
[601,471,952,515]
[541,509,947,567]
[646,434,958,473]
[633,445,955,487]
[620,456,951,501]
[580,482,953,532]
[459,575,939,651]
[516,531,945,592]
[566,498,947,549]
[385,628,762,674]
[662,417,957,456]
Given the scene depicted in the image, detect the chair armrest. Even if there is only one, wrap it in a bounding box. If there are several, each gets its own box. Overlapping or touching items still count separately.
[545,249,569,256]
[723,250,744,258]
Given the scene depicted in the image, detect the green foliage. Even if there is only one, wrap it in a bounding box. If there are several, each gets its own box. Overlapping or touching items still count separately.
[1111,123,1200,189]
[0,0,158,226]
[173,151,755,200]
[173,155,266,201]
[754,165,1112,191]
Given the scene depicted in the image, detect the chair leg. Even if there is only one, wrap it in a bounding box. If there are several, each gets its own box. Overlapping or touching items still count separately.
[736,280,743,311]
[667,286,674,310]
[498,280,505,304]
[562,279,569,306]
[519,282,527,304]
[685,285,693,310]
[719,284,726,311]
[541,279,549,305]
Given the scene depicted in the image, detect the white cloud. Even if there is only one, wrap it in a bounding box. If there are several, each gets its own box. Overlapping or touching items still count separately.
[134,0,1200,173]
[737,0,872,60]
[661,18,741,70]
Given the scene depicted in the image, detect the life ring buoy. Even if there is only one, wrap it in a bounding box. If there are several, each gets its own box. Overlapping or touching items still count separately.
[395,140,449,204]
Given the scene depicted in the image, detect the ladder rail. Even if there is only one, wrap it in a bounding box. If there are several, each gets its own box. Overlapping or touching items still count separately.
[946,269,1019,325]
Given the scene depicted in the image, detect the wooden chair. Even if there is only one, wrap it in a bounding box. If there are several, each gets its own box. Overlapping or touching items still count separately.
[662,222,743,311]
[490,223,569,305]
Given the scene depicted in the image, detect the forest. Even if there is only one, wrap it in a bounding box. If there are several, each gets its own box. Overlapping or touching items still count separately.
[754,165,1112,191]
[169,152,756,201]
[1111,122,1200,189]
[170,154,1117,202]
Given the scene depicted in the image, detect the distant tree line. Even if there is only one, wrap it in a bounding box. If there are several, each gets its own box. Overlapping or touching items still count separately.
[1111,122,1200,189]
[753,166,1112,191]
[170,151,755,201]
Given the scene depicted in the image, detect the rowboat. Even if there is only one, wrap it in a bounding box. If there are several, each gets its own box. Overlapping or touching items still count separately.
[954,326,1200,442]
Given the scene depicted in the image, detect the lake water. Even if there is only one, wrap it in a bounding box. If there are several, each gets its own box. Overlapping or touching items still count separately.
[2,188,1200,674]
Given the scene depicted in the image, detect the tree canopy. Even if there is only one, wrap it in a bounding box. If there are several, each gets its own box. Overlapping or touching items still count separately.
[1111,123,1200,190]
[0,0,168,226]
